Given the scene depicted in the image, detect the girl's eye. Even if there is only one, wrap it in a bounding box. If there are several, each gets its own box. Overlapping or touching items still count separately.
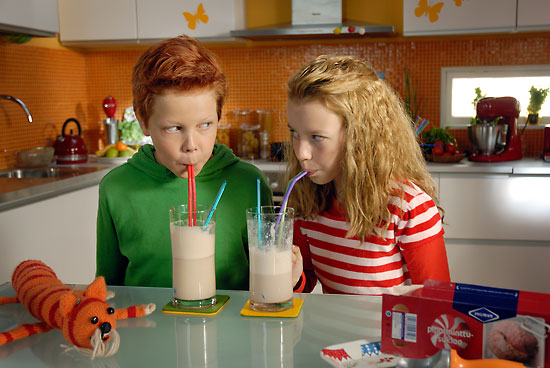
[165,126,180,133]
[312,135,325,141]
[289,129,298,138]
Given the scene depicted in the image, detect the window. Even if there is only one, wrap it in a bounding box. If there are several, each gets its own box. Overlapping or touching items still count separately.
[441,65,550,127]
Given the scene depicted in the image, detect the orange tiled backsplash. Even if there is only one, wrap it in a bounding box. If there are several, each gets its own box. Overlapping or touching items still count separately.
[1,33,549,168]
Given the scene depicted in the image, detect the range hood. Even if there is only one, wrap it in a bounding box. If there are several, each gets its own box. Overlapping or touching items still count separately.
[230,0,394,40]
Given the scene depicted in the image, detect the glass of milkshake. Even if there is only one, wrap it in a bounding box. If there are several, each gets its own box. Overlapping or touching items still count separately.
[169,204,216,309]
[246,206,295,312]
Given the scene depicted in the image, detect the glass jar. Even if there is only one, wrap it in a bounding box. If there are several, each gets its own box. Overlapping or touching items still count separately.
[216,123,231,147]
[259,130,270,160]
[235,109,256,127]
[241,124,260,159]
[257,110,274,142]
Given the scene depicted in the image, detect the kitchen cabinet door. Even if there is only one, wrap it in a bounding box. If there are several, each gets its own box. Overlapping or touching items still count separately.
[0,185,98,285]
[517,0,550,31]
[0,0,58,37]
[439,173,550,242]
[403,0,516,36]
[136,0,245,41]
[446,239,550,293]
[58,0,138,43]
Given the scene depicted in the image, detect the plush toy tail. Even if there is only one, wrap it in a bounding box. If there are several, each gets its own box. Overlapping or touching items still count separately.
[0,322,52,346]
[0,296,18,305]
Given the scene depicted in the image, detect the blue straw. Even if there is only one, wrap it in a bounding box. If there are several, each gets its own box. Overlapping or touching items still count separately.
[202,180,227,231]
[415,118,429,136]
[256,178,262,246]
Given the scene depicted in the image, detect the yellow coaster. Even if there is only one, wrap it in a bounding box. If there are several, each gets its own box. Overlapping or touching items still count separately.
[162,295,229,316]
[240,298,303,318]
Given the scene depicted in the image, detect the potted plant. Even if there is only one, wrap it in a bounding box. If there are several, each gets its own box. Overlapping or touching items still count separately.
[404,67,424,122]
[527,86,549,125]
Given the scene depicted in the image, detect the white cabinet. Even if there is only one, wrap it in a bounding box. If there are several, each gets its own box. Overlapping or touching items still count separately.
[137,0,245,41]
[0,185,99,285]
[0,0,58,37]
[438,173,550,293]
[58,0,244,45]
[445,239,550,293]
[403,0,517,36]
[517,0,550,31]
[439,173,550,242]
[58,0,138,43]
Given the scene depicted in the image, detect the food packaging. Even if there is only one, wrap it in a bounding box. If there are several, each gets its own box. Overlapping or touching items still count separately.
[381,280,550,368]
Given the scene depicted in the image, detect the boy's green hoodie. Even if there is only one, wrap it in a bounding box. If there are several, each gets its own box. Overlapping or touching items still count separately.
[96,143,272,290]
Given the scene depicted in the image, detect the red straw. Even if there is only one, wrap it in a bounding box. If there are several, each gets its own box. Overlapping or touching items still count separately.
[187,165,193,226]
[191,166,196,226]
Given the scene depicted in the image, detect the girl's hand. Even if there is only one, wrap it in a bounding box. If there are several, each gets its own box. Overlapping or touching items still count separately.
[292,245,303,287]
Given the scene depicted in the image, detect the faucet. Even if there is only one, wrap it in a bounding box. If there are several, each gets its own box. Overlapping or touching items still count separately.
[0,95,33,123]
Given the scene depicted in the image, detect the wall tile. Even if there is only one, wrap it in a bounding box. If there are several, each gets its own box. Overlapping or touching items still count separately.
[1,33,549,168]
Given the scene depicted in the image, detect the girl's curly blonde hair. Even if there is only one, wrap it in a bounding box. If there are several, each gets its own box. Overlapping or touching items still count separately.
[285,55,440,241]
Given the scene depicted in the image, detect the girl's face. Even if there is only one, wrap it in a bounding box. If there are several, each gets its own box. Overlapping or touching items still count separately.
[140,88,218,179]
[287,99,346,190]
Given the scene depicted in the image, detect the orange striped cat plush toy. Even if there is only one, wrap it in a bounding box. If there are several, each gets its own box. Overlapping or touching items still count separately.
[0,260,156,359]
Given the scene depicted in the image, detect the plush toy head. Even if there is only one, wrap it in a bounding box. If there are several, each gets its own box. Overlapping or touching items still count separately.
[59,276,118,350]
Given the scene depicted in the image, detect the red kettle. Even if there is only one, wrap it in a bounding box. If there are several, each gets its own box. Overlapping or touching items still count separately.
[53,118,88,164]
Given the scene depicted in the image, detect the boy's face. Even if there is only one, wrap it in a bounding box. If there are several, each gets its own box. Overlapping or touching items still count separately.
[287,99,345,191]
[140,88,218,179]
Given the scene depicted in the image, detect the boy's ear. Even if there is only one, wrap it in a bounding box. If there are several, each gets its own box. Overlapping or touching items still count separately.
[136,112,150,136]
[85,277,107,301]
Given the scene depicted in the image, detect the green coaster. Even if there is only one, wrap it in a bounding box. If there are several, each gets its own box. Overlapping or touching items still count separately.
[162,294,230,315]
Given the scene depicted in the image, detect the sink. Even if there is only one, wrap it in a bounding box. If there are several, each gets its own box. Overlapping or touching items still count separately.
[0,166,109,179]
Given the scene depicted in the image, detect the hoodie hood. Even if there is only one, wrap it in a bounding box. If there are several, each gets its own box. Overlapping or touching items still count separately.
[126,143,240,182]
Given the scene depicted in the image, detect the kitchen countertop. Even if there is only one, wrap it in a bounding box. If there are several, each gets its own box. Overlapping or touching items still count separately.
[1,156,549,213]
[0,283,382,367]
[245,158,550,175]
[0,157,119,212]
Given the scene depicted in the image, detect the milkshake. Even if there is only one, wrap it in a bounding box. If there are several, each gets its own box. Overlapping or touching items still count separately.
[169,204,216,309]
[249,246,292,304]
[247,206,294,312]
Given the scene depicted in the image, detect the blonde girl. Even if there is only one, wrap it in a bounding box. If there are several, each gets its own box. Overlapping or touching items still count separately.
[288,55,450,295]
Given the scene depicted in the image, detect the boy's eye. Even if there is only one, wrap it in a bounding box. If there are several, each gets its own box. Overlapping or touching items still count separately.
[199,122,212,129]
[165,126,180,133]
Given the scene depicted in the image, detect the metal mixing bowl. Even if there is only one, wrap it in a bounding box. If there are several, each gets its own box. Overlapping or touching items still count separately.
[468,124,502,155]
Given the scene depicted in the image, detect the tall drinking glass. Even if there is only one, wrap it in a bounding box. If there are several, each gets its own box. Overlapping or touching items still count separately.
[169,204,216,309]
[246,206,294,312]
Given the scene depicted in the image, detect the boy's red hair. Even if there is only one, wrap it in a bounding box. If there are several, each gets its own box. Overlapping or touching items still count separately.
[132,35,227,127]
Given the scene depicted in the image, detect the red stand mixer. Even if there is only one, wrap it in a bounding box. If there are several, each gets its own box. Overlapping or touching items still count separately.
[469,96,522,162]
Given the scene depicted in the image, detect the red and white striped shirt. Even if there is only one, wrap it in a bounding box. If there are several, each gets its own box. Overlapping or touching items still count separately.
[294,182,445,295]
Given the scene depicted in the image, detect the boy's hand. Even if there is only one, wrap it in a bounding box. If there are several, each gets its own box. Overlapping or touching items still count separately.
[292,245,303,287]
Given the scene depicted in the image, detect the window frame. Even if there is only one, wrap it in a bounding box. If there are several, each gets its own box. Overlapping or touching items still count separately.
[440,65,550,128]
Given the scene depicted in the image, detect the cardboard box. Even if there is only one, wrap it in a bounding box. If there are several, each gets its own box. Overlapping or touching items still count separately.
[381,280,550,368]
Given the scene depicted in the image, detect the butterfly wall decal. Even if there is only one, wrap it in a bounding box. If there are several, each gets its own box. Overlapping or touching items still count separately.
[183,3,209,30]
[454,0,465,6]
[414,0,444,23]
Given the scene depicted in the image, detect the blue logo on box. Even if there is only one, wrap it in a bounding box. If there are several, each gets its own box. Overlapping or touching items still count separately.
[453,283,519,322]
[468,307,499,323]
